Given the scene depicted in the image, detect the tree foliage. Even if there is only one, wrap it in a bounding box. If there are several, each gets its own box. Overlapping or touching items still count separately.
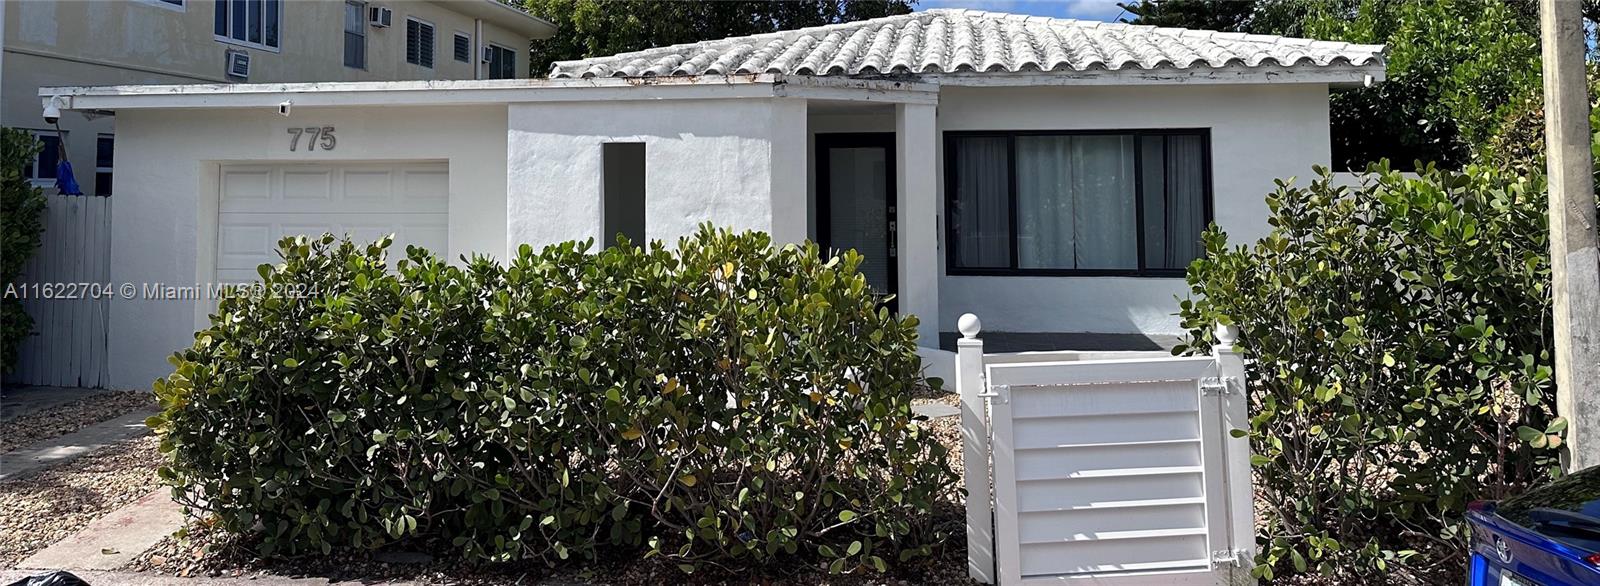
[1123,0,1543,171]
[1,129,47,373]
[519,0,913,76]
[1116,0,1327,37]
[1178,164,1565,582]
[152,228,954,571]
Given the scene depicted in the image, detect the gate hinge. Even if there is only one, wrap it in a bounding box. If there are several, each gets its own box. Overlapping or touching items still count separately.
[1209,549,1247,568]
[1200,376,1236,396]
[977,384,1009,405]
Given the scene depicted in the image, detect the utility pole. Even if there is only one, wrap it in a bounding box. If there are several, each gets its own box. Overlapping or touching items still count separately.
[1540,0,1600,472]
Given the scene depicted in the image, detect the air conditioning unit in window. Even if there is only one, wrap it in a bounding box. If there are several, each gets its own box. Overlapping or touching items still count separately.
[369,6,392,28]
[481,46,494,63]
[225,51,251,79]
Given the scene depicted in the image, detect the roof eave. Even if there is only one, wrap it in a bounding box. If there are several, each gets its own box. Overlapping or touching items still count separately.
[38,74,939,111]
[922,62,1385,88]
[430,0,557,39]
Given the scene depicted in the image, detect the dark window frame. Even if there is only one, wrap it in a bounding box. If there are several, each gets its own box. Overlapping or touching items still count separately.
[943,128,1214,278]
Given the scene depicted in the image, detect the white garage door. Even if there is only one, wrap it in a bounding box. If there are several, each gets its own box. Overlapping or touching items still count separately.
[216,162,449,282]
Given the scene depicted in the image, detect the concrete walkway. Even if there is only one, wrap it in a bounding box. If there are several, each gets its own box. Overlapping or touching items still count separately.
[18,488,185,572]
[912,403,959,418]
[1,410,158,480]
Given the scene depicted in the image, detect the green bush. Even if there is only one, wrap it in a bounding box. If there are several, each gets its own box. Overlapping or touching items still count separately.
[1,129,48,372]
[1177,163,1562,582]
[150,226,953,571]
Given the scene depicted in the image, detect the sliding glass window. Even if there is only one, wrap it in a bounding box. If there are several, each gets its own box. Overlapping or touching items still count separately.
[945,129,1211,277]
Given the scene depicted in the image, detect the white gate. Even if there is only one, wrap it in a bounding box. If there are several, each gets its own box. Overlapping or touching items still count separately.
[957,314,1254,585]
[5,194,113,388]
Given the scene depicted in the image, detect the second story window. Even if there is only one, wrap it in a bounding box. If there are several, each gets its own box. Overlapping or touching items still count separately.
[487,44,516,79]
[405,18,435,68]
[343,1,366,69]
[214,0,281,51]
[453,33,470,63]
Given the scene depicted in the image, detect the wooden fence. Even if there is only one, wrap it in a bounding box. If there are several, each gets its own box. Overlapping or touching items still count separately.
[5,194,113,388]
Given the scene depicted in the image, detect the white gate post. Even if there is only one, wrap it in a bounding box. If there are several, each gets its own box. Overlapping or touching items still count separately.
[957,313,996,584]
[1213,323,1257,581]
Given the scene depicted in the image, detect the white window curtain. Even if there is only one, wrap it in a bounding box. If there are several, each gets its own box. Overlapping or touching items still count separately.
[952,137,1011,268]
[1162,135,1205,268]
[1015,135,1137,270]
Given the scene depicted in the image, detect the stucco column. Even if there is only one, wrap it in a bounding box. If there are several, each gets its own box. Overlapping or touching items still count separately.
[768,98,809,245]
[896,102,939,345]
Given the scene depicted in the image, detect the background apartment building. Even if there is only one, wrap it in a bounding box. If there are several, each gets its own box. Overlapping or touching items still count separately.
[2,0,554,195]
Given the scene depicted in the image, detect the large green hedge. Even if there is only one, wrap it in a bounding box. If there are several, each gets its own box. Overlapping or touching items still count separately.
[1,129,48,372]
[151,226,953,571]
[1178,163,1562,582]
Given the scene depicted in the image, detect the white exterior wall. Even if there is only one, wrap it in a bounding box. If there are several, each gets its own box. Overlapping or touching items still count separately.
[104,105,508,390]
[90,79,1333,388]
[505,98,808,249]
[935,84,1332,335]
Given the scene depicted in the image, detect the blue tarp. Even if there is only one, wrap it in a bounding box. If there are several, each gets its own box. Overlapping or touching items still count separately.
[54,159,82,196]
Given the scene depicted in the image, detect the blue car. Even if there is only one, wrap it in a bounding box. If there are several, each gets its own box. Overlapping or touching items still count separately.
[1467,464,1600,585]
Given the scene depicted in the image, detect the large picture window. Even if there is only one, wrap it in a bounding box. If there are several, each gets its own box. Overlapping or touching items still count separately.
[945,129,1212,277]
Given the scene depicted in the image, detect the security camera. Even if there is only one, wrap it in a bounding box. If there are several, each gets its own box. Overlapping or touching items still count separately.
[43,97,62,124]
[278,100,292,117]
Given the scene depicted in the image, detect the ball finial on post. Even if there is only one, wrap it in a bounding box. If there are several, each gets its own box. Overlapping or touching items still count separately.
[1215,322,1240,346]
[958,313,982,339]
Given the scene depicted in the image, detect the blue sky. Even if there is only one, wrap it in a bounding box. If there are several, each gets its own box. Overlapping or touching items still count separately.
[915,0,1133,22]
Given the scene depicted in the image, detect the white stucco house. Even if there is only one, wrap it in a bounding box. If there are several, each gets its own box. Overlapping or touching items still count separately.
[37,9,1385,391]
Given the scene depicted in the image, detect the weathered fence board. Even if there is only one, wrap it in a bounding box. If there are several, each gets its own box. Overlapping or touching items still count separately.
[5,194,112,388]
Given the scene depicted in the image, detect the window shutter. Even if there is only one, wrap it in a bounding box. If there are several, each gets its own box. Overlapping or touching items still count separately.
[405,19,419,64]
[454,33,470,62]
[419,22,434,68]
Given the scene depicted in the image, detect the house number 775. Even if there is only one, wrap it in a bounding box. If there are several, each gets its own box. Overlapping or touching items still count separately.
[286,127,337,151]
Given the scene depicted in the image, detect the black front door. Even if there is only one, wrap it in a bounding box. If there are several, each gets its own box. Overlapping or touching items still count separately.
[816,133,897,308]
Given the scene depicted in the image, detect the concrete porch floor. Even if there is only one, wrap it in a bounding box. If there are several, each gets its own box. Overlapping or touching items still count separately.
[937,331,1184,353]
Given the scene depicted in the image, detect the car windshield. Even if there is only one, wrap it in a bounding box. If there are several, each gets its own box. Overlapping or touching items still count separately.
[1498,465,1600,553]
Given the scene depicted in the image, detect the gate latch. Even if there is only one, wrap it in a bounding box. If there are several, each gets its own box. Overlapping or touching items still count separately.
[977,384,1009,405]
[1209,549,1247,568]
[1200,377,1236,396]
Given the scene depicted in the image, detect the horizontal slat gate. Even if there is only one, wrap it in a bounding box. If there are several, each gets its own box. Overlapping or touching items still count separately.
[987,357,1231,585]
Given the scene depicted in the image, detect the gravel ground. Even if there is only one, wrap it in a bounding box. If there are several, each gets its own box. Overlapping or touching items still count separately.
[123,394,971,585]
[0,391,156,453]
[0,436,165,568]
